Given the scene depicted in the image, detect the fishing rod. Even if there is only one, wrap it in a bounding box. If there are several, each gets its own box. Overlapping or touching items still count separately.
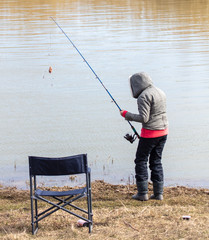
[50,17,140,143]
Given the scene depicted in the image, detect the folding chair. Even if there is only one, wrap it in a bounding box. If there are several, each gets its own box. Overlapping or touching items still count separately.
[29,154,93,234]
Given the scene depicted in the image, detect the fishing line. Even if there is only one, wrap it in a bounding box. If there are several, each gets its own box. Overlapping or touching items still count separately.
[50,17,140,143]
[43,32,53,82]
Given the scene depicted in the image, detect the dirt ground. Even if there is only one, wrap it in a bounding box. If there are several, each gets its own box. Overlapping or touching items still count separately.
[0,181,208,240]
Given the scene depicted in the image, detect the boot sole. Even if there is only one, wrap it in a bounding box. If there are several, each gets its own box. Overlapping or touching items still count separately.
[132,194,148,201]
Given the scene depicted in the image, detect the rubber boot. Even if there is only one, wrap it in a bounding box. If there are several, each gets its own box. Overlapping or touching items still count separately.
[150,181,164,200]
[132,181,148,201]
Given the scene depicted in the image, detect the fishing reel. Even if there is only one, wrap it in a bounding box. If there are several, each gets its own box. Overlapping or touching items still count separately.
[124,133,137,144]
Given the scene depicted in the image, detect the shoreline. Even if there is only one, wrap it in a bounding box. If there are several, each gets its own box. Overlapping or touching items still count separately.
[1,178,209,191]
[1,180,209,194]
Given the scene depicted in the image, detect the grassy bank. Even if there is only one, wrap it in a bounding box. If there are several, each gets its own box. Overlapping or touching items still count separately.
[0,181,208,240]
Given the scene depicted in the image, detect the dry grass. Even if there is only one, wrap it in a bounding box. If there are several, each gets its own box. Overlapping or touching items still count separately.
[0,181,208,240]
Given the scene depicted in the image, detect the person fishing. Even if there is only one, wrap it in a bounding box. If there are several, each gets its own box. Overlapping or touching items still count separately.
[50,19,168,201]
[120,72,168,201]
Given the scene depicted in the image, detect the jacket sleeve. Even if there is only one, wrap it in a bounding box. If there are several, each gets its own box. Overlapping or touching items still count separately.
[124,95,151,123]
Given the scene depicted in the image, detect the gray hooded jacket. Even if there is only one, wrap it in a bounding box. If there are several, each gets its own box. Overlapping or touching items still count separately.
[125,72,168,130]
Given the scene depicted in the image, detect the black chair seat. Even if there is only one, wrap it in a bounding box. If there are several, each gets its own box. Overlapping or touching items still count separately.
[35,187,86,197]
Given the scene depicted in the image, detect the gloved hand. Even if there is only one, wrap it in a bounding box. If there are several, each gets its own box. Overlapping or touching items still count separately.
[120,110,127,117]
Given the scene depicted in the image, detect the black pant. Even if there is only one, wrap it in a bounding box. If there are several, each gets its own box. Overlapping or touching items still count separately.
[135,135,167,182]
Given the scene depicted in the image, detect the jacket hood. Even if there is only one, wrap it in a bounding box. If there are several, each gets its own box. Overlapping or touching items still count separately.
[129,72,153,98]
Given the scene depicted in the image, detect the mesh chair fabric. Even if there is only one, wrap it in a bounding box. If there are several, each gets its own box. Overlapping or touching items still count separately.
[35,188,87,197]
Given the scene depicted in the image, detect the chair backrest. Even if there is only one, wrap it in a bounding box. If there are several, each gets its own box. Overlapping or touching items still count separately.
[29,154,88,176]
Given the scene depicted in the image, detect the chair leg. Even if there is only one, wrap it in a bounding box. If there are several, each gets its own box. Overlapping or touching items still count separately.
[30,177,35,234]
[31,199,35,234]
[87,200,93,233]
[87,173,93,233]
[30,197,39,235]
[30,176,38,235]
[88,223,93,233]
[35,198,39,231]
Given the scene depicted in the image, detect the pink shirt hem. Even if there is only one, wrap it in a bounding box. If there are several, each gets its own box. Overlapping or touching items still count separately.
[141,128,168,138]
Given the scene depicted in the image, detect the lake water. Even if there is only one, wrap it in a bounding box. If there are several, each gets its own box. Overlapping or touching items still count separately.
[0,0,209,189]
